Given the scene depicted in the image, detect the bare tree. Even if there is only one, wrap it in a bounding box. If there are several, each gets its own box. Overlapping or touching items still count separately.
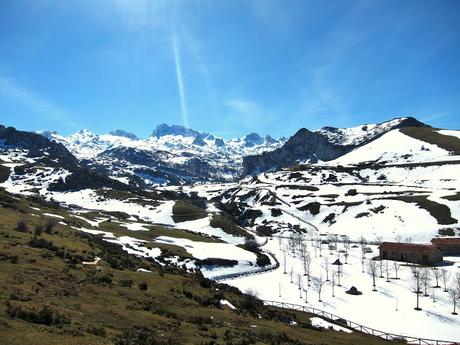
[359,236,367,253]
[289,266,294,283]
[393,262,400,279]
[431,287,436,303]
[283,247,287,274]
[278,281,282,298]
[420,269,431,297]
[361,251,366,273]
[323,257,330,281]
[336,268,342,287]
[302,250,311,277]
[343,235,350,264]
[431,267,441,288]
[410,267,422,311]
[288,234,297,254]
[447,285,459,315]
[441,269,450,292]
[312,275,325,302]
[378,260,384,278]
[385,260,391,282]
[367,260,378,291]
[297,273,303,298]
[331,234,339,253]
[303,285,310,304]
[331,269,336,297]
[404,237,413,243]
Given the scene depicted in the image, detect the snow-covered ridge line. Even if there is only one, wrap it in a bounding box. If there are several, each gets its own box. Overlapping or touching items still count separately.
[316,117,420,146]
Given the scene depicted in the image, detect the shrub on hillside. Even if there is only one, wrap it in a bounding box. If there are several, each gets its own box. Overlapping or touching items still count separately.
[34,225,43,236]
[270,208,283,217]
[256,253,271,267]
[241,288,262,311]
[242,239,259,253]
[45,221,56,234]
[138,282,148,291]
[16,220,29,233]
[256,225,274,236]
[120,279,133,288]
[6,304,70,326]
[113,328,176,345]
[28,237,58,251]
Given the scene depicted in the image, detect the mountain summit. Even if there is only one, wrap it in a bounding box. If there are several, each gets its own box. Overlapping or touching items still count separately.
[151,124,206,138]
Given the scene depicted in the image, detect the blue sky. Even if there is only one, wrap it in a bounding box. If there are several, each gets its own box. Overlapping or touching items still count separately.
[0,0,459,138]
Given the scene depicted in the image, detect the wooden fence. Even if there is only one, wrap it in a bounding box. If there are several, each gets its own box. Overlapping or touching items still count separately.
[263,300,459,345]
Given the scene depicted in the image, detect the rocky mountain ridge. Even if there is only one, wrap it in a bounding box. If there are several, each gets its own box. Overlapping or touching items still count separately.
[38,124,286,186]
[243,117,429,175]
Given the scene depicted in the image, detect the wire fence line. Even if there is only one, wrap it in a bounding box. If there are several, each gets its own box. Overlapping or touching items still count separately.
[263,300,459,345]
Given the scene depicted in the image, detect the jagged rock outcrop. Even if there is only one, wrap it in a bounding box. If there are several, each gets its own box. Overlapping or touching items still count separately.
[109,130,138,140]
[243,129,351,175]
[0,125,78,167]
[152,124,207,138]
[243,117,430,176]
[244,132,264,147]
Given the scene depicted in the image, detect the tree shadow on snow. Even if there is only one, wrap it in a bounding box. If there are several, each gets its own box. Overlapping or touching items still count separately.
[424,310,456,323]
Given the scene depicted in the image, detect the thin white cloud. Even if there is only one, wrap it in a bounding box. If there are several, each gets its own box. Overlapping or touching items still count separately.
[0,75,79,129]
[172,29,189,128]
[224,98,275,130]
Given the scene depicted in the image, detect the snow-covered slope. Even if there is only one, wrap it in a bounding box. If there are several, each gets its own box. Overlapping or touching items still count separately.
[40,125,285,186]
[329,128,460,166]
[316,117,426,146]
[243,117,429,175]
[184,127,460,243]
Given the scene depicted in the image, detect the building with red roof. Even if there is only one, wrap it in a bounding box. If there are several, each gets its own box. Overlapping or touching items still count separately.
[379,242,443,265]
[431,237,460,256]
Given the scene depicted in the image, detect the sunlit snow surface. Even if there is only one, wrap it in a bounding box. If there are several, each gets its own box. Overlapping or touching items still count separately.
[329,129,459,165]
[223,237,460,342]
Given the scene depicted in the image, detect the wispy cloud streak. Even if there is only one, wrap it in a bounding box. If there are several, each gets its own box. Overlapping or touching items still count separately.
[172,29,189,128]
[0,75,79,129]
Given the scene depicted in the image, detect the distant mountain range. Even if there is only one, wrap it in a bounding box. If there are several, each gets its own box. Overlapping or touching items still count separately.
[36,124,285,186]
[1,117,453,189]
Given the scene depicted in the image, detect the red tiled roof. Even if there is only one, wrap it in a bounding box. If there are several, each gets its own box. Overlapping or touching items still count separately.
[431,238,460,245]
[380,242,440,254]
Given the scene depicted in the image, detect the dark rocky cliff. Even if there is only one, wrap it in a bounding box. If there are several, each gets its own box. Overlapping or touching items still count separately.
[243,129,352,175]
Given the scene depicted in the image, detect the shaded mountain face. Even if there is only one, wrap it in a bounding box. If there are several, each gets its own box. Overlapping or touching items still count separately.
[243,129,351,175]
[0,125,136,192]
[109,129,138,140]
[0,125,78,167]
[151,124,205,138]
[243,117,430,175]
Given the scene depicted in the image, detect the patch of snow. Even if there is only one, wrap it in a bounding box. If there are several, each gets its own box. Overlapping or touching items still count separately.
[310,317,353,333]
[220,299,237,310]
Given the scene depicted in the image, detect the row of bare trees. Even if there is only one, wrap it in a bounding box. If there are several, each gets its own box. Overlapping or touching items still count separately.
[279,234,460,316]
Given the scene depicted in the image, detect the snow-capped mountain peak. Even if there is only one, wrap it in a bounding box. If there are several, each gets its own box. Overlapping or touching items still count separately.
[316,116,426,146]
[151,123,206,138]
[109,130,138,140]
[37,124,286,186]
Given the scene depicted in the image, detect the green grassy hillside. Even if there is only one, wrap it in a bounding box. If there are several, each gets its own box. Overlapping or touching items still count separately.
[0,190,390,345]
[400,126,460,154]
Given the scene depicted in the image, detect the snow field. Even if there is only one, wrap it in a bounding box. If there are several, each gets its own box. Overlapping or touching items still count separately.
[224,237,460,342]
